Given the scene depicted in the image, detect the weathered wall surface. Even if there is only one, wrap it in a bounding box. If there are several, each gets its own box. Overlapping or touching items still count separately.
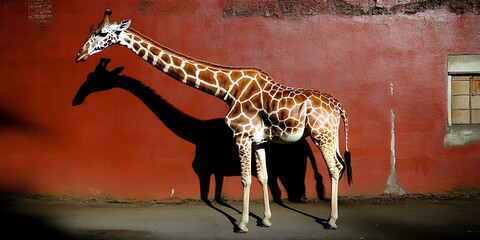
[0,0,479,200]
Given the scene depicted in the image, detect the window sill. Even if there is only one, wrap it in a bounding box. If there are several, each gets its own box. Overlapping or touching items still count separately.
[444,125,480,147]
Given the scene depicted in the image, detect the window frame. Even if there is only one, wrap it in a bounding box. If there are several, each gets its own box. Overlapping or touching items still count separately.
[444,55,480,147]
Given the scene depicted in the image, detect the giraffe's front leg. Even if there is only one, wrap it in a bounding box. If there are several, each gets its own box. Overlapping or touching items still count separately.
[254,145,272,227]
[236,137,252,233]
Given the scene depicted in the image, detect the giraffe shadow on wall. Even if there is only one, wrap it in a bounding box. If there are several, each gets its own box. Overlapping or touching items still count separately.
[72,58,325,204]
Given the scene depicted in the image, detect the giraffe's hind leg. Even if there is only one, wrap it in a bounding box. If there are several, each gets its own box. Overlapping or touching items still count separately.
[312,136,343,230]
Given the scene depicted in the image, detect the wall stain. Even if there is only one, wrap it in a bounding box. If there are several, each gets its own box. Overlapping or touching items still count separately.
[28,0,52,22]
[223,0,480,17]
[27,0,52,40]
[139,0,156,12]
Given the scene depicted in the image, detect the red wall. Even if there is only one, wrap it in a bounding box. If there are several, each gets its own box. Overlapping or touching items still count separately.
[0,0,479,201]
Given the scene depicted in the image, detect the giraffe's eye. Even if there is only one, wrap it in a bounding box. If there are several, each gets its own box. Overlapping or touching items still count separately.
[97,32,108,37]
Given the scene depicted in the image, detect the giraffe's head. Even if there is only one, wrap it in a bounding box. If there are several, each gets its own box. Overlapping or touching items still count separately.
[76,9,131,62]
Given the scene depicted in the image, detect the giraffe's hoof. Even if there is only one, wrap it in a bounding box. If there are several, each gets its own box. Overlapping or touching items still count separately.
[234,228,248,233]
[324,224,337,230]
[324,219,337,230]
[235,224,249,233]
[259,219,272,227]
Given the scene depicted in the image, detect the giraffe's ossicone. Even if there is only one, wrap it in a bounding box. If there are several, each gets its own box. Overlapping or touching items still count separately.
[76,9,352,233]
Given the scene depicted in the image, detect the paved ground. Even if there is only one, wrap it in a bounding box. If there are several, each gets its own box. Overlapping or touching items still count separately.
[1,193,479,240]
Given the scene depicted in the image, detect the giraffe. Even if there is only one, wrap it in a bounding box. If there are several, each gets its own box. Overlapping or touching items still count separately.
[76,9,351,232]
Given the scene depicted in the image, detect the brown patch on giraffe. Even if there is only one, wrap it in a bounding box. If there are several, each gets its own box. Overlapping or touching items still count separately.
[270,125,283,136]
[150,46,161,56]
[241,82,262,100]
[227,107,242,120]
[171,65,186,80]
[230,70,243,80]
[183,62,197,76]
[284,118,298,129]
[320,94,331,103]
[198,70,215,83]
[291,94,306,105]
[196,82,205,90]
[269,98,280,107]
[278,96,291,108]
[277,108,291,121]
[133,43,141,51]
[90,25,101,35]
[320,101,329,110]
[217,72,231,85]
[186,76,197,85]
[328,101,336,110]
[138,49,146,57]
[133,36,142,42]
[146,53,155,64]
[161,54,170,64]
[171,56,183,67]
[140,42,149,49]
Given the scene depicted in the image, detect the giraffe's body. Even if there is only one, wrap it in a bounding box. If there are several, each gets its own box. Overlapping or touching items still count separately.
[76,10,351,232]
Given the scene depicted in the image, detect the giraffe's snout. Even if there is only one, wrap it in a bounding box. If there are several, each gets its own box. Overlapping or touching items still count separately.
[76,48,89,62]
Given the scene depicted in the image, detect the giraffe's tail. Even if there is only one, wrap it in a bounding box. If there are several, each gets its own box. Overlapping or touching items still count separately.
[338,106,352,185]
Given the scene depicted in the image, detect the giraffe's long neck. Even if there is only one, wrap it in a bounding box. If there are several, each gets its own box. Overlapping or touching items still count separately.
[118,28,237,102]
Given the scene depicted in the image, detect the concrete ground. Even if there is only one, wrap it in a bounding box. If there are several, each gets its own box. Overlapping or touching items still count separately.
[1,193,479,240]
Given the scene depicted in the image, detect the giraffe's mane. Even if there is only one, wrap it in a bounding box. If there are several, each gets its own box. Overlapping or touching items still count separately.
[126,27,273,79]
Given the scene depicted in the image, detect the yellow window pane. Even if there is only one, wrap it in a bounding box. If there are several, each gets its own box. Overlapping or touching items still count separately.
[452,110,470,124]
[473,80,480,94]
[472,96,480,109]
[452,96,470,109]
[472,110,480,124]
[452,81,470,94]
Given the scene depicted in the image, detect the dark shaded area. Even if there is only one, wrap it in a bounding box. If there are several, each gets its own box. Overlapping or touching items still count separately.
[73,58,325,204]
[0,196,150,240]
[266,140,325,203]
[223,0,479,17]
[0,198,79,240]
[0,105,39,131]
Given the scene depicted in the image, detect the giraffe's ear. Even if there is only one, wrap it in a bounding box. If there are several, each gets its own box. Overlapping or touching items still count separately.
[111,67,124,75]
[118,19,131,30]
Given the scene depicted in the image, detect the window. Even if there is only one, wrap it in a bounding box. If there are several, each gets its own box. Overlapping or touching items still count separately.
[444,55,480,147]
[450,74,480,124]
